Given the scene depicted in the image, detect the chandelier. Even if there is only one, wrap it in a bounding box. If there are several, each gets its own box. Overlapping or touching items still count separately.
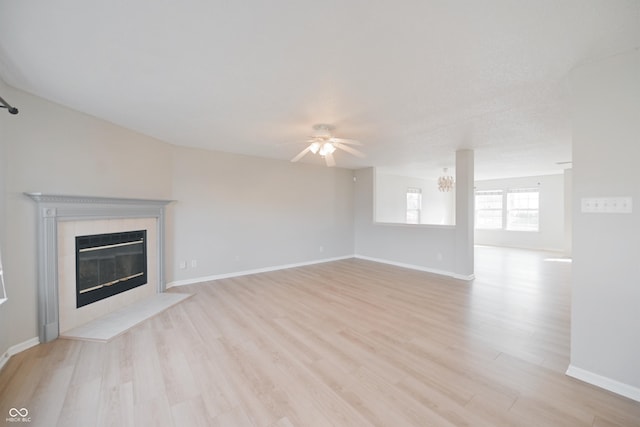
[437,168,454,192]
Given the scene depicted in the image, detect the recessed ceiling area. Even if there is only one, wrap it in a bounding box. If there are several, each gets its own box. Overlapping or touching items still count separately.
[0,1,638,180]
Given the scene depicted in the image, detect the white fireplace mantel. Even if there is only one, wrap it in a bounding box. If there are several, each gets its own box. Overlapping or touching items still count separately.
[25,193,173,343]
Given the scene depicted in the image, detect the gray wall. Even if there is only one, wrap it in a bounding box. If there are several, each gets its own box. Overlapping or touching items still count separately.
[570,49,640,394]
[353,152,474,280]
[375,173,455,225]
[0,84,355,354]
[354,167,458,276]
[0,80,8,358]
[564,169,572,256]
[169,146,354,281]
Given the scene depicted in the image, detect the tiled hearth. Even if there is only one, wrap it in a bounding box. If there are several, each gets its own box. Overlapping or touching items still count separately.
[60,292,191,342]
[26,193,172,343]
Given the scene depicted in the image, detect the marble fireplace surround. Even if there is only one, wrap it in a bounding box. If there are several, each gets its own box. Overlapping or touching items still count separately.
[26,193,172,343]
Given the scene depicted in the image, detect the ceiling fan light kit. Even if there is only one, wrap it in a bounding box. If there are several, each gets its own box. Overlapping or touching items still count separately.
[319,142,336,156]
[291,124,364,167]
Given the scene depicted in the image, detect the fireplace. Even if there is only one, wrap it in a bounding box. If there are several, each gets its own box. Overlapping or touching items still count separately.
[76,230,148,307]
[26,192,172,342]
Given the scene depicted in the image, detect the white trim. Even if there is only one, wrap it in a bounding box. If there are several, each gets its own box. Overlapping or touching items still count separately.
[0,267,6,304]
[0,350,8,371]
[371,222,455,230]
[166,254,474,288]
[24,193,173,206]
[0,337,40,372]
[354,254,474,281]
[566,364,640,402]
[451,272,476,281]
[167,255,354,288]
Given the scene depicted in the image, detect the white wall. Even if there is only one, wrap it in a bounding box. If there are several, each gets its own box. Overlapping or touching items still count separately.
[569,49,640,399]
[0,84,356,356]
[474,174,565,252]
[375,173,455,225]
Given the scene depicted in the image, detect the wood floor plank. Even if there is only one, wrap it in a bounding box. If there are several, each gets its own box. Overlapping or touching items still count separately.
[1,247,640,426]
[95,381,135,427]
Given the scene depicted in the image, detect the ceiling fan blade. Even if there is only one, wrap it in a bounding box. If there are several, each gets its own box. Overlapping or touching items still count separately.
[334,142,365,158]
[330,137,362,146]
[291,146,311,162]
[325,152,336,167]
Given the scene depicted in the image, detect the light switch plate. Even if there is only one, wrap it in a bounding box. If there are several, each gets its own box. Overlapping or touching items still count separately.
[581,197,632,213]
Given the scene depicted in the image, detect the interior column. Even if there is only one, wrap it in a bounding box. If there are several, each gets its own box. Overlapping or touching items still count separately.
[454,149,474,279]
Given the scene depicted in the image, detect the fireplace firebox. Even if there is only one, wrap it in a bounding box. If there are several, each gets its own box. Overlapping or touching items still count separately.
[76,230,147,308]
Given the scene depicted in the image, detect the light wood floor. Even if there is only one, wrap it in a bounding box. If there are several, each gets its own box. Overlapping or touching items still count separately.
[2,247,639,426]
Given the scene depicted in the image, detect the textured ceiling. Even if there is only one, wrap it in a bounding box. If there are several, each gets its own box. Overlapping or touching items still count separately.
[1,1,638,180]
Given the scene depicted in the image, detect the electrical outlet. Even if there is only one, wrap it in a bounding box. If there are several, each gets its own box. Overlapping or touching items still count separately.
[191,259,197,268]
[179,261,187,269]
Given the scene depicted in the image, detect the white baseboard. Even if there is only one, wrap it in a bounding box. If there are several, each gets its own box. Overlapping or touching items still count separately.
[451,272,476,281]
[566,364,640,402]
[354,254,474,281]
[167,254,475,289]
[167,255,354,288]
[0,351,8,371]
[0,337,40,372]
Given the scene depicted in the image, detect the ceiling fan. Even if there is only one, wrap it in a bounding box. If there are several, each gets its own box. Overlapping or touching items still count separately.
[290,124,364,167]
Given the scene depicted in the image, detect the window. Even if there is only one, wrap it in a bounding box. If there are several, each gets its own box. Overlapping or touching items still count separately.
[475,190,503,229]
[507,188,539,231]
[475,187,540,232]
[406,188,422,224]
